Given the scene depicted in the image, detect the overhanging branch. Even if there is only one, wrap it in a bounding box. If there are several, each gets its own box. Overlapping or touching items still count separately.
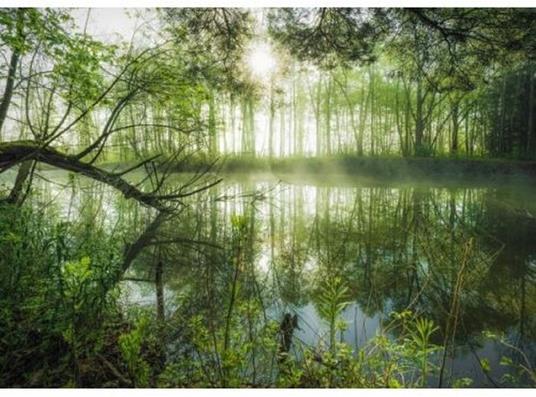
[0,141,216,212]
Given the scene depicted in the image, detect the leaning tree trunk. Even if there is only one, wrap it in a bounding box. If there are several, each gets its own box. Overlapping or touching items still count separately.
[6,160,34,206]
[0,141,191,212]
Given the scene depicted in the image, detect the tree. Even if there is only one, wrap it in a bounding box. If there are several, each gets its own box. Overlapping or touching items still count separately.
[0,9,253,279]
[268,8,536,158]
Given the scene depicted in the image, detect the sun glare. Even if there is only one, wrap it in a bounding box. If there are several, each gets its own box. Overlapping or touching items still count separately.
[246,42,277,80]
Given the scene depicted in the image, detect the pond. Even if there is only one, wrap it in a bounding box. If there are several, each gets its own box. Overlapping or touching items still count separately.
[36,170,536,387]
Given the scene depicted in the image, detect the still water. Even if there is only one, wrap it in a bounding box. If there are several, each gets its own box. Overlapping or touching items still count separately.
[37,171,536,386]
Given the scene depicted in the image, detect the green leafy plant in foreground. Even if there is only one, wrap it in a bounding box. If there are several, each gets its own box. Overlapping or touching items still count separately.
[118,314,151,387]
[316,276,352,352]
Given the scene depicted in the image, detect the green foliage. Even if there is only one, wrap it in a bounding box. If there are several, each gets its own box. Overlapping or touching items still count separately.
[118,315,151,387]
[0,9,70,54]
[406,318,440,386]
[157,308,281,387]
[51,35,116,105]
[274,311,442,388]
[315,276,351,350]
[0,204,122,386]
[482,331,536,387]
[268,9,380,68]
[452,377,473,388]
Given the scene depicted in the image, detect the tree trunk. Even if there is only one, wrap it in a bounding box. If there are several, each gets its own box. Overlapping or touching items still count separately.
[155,259,165,324]
[208,91,217,155]
[450,100,460,155]
[528,66,535,157]
[248,97,255,157]
[415,80,424,155]
[269,82,275,157]
[324,76,333,156]
[0,50,20,135]
[0,142,205,212]
[6,160,34,206]
[369,68,375,155]
[0,8,24,135]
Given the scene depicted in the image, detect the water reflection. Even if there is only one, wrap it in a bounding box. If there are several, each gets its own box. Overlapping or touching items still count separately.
[36,172,536,386]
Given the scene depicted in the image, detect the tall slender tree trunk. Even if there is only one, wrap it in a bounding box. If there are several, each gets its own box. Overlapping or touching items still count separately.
[369,68,375,155]
[325,76,333,156]
[499,75,508,155]
[358,76,369,156]
[248,97,255,158]
[230,96,237,154]
[280,104,285,157]
[0,50,20,135]
[269,82,275,157]
[0,8,24,134]
[395,78,405,156]
[464,109,471,156]
[241,98,248,154]
[220,101,226,154]
[450,100,460,155]
[314,77,323,156]
[527,66,535,157]
[208,91,217,155]
[415,78,425,155]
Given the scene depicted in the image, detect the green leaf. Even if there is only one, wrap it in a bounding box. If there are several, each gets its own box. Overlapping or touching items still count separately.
[480,358,491,373]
